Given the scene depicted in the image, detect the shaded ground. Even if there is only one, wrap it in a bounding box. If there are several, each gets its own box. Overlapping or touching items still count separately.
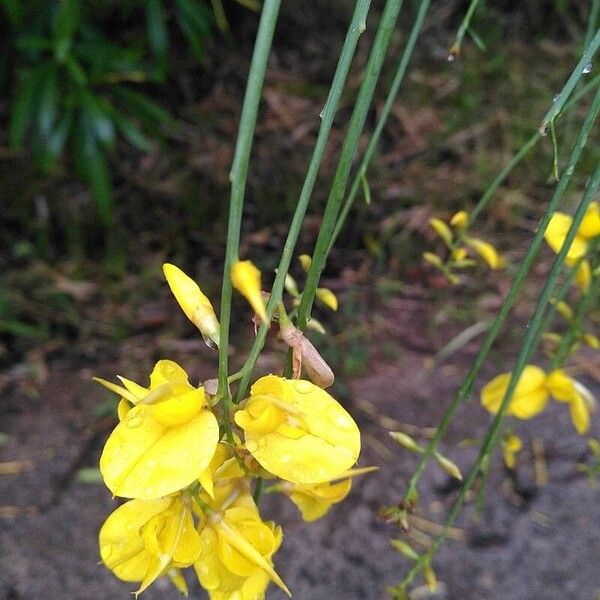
[1,294,599,600]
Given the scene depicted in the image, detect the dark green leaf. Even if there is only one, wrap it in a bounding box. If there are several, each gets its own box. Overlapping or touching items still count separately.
[113,114,154,153]
[37,64,59,136]
[9,67,42,150]
[53,0,82,46]
[79,89,115,147]
[146,0,168,78]
[112,87,175,130]
[15,34,53,52]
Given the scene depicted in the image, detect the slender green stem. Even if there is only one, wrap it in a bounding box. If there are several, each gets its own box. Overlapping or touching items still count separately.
[584,0,600,51]
[329,0,431,254]
[231,0,373,403]
[403,82,600,504]
[540,27,600,132]
[449,0,482,58]
[217,0,281,411]
[400,135,600,591]
[297,0,406,332]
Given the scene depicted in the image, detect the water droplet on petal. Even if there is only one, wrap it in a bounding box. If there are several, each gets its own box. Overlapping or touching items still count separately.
[145,486,156,496]
[147,459,158,469]
[293,380,313,394]
[281,453,292,464]
[583,62,592,74]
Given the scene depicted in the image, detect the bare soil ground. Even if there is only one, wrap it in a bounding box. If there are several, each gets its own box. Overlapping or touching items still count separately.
[1,296,599,600]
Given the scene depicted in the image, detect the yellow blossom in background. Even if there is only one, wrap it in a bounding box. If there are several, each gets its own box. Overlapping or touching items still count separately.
[234,375,360,484]
[546,369,595,434]
[194,500,289,599]
[481,365,549,419]
[575,259,592,291]
[231,260,269,323]
[316,287,338,311]
[544,201,600,262]
[464,237,504,269]
[502,433,522,469]
[163,263,220,348]
[97,360,219,499]
[422,252,443,268]
[429,217,453,246]
[450,210,469,229]
[299,254,312,272]
[99,495,201,596]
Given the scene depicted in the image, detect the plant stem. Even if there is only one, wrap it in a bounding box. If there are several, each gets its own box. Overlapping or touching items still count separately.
[296,0,406,332]
[232,0,373,403]
[329,0,431,254]
[540,27,600,132]
[217,0,281,411]
[449,0,482,58]
[403,82,600,504]
[400,122,600,591]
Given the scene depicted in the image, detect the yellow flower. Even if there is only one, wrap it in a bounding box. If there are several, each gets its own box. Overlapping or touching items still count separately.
[480,365,549,419]
[544,201,600,262]
[316,287,338,311]
[234,375,360,484]
[97,360,219,499]
[502,433,522,469]
[99,495,201,596]
[280,467,375,522]
[450,210,469,230]
[546,369,595,434]
[195,500,289,599]
[422,252,443,268]
[429,217,453,246]
[299,254,312,272]
[451,247,468,261]
[198,441,247,504]
[163,263,220,348]
[231,260,268,324]
[575,259,591,291]
[464,237,504,269]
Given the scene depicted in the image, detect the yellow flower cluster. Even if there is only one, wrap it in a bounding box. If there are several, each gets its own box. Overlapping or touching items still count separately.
[544,201,600,291]
[481,365,595,435]
[96,262,367,598]
[424,210,505,284]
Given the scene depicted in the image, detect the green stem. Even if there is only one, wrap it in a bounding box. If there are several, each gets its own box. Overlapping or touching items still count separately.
[403,82,600,504]
[329,0,431,254]
[401,129,600,591]
[540,27,600,132]
[231,0,373,403]
[297,0,406,332]
[449,0,482,58]
[217,0,281,412]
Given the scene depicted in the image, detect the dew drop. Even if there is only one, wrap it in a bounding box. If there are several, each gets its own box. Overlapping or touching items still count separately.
[145,486,156,496]
[333,412,354,431]
[583,62,592,74]
[446,52,456,62]
[246,440,258,453]
[202,334,217,350]
[538,125,548,137]
[293,380,313,394]
[552,93,559,103]
[281,453,292,463]
[147,459,158,469]
[566,165,575,176]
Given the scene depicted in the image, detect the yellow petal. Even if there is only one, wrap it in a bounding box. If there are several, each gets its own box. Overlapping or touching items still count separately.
[480,365,549,420]
[168,569,189,596]
[502,433,522,469]
[149,359,190,389]
[429,218,453,246]
[450,210,469,229]
[118,399,133,421]
[579,201,600,238]
[163,263,220,347]
[100,408,219,499]
[423,252,443,268]
[150,388,206,427]
[464,237,503,269]
[575,260,591,291]
[569,394,590,434]
[544,213,588,260]
[299,254,312,272]
[231,260,268,324]
[451,247,468,261]
[237,376,360,484]
[99,497,173,582]
[316,288,338,311]
[583,333,600,349]
[545,369,577,402]
[553,300,573,321]
[288,479,351,521]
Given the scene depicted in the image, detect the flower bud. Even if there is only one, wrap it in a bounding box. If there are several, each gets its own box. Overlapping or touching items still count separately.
[299,254,312,272]
[429,218,453,246]
[450,210,469,229]
[390,539,419,561]
[434,451,463,481]
[231,260,269,324]
[316,287,338,311]
[163,263,220,348]
[389,431,422,453]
